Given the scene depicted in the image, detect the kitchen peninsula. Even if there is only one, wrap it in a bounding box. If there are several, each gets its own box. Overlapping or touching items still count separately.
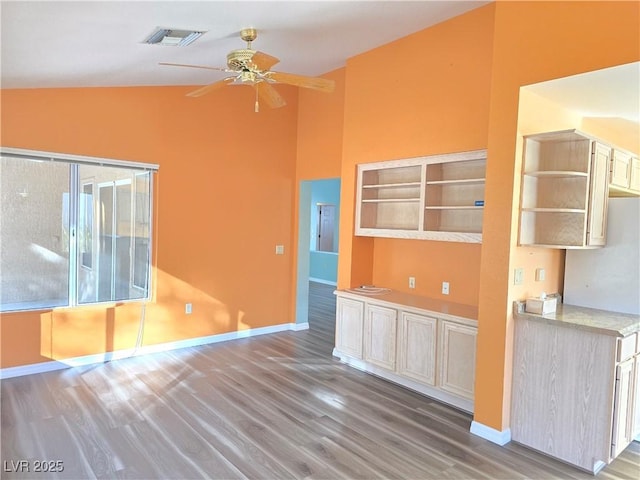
[511,302,640,474]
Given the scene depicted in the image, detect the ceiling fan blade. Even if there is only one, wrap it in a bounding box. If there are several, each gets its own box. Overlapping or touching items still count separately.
[159,62,230,72]
[250,51,280,71]
[186,76,236,98]
[266,71,335,93]
[255,82,286,109]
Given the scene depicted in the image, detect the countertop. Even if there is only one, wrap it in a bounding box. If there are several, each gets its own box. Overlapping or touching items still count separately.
[514,301,640,337]
[335,288,478,324]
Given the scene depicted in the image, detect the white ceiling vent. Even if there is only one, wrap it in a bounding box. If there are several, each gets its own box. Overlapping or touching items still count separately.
[143,28,205,47]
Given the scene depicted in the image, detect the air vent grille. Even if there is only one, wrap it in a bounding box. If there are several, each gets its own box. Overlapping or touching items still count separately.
[143,28,205,47]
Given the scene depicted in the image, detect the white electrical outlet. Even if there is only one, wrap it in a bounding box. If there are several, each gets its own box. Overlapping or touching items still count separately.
[409,277,416,289]
[535,268,546,282]
[514,268,525,285]
[275,245,284,255]
[442,281,450,295]
[185,303,192,314]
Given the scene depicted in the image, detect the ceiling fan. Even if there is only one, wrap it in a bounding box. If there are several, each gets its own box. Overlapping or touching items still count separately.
[160,28,335,112]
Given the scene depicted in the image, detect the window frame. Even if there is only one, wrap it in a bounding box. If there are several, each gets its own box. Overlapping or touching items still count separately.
[0,147,158,313]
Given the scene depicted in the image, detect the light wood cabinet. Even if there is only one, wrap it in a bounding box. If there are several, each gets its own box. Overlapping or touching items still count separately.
[438,320,477,400]
[397,312,437,386]
[512,311,640,474]
[333,289,478,412]
[364,304,397,370]
[612,357,635,458]
[355,150,486,243]
[519,130,610,248]
[630,157,640,192]
[632,353,640,439]
[611,149,632,189]
[609,149,640,197]
[335,297,364,359]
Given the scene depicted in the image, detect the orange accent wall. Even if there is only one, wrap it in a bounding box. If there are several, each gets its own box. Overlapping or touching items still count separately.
[337,3,495,303]
[291,68,346,319]
[1,85,299,368]
[296,68,345,181]
[372,239,481,306]
[476,0,639,431]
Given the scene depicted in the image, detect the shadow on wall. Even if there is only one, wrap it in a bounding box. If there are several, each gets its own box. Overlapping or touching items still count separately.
[33,267,253,366]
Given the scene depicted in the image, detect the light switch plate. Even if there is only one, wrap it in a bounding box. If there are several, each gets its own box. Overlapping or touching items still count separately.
[275,245,284,255]
[514,268,524,285]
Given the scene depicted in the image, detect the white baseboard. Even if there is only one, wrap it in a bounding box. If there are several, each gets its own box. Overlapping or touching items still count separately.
[0,322,307,379]
[309,277,337,286]
[470,420,512,445]
[291,322,309,331]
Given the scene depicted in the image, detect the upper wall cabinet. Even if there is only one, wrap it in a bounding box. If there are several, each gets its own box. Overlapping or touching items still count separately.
[355,150,487,243]
[519,130,610,248]
[610,148,640,197]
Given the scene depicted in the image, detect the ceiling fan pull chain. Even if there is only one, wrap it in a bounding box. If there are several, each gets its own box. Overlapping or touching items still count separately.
[255,87,260,113]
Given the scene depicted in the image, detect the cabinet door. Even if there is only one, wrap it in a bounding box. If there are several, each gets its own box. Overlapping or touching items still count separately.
[630,157,640,193]
[364,304,397,370]
[610,150,631,189]
[587,142,610,246]
[611,358,634,458]
[335,297,364,359]
[439,321,477,400]
[397,312,437,385]
[632,355,640,440]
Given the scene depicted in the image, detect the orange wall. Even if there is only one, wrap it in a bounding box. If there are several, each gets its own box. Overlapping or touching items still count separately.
[291,68,346,319]
[475,0,640,431]
[296,68,345,181]
[1,85,299,368]
[337,3,495,305]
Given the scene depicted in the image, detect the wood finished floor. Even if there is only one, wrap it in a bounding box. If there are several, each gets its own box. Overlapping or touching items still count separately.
[1,281,639,479]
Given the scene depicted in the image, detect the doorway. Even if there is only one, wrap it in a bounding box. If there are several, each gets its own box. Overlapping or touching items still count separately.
[295,178,341,328]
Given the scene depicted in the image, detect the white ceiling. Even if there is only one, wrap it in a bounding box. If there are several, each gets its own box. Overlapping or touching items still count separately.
[0,0,489,89]
[524,62,640,123]
[2,1,637,125]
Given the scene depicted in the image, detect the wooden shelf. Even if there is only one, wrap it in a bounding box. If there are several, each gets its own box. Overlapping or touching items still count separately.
[425,206,484,210]
[521,207,586,213]
[524,171,589,178]
[363,198,420,203]
[519,129,610,248]
[355,150,487,242]
[363,182,422,189]
[426,178,485,186]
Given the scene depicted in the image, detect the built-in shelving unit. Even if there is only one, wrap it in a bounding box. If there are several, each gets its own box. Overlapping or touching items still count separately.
[355,150,487,243]
[519,130,610,248]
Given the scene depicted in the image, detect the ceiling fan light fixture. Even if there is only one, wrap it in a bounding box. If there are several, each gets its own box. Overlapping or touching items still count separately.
[143,28,205,47]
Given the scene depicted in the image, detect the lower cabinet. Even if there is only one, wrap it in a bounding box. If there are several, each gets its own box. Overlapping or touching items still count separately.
[335,297,364,359]
[512,316,640,474]
[333,291,478,412]
[633,354,640,439]
[438,321,477,400]
[612,357,635,458]
[364,304,397,370]
[397,312,437,386]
